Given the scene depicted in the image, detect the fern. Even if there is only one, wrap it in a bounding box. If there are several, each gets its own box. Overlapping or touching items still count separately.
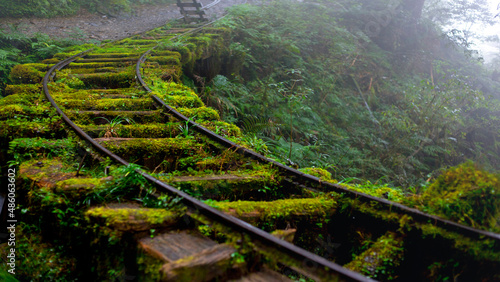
[240,115,282,137]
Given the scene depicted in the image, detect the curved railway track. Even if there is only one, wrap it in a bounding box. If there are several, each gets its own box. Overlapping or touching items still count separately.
[3,1,499,281]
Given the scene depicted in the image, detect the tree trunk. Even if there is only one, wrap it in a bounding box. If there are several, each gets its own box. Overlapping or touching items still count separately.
[402,0,425,22]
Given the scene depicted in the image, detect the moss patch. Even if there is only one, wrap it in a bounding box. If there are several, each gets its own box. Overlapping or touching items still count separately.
[85,207,180,232]
[345,231,404,280]
[299,167,333,181]
[66,110,165,125]
[206,197,336,224]
[57,98,154,111]
[4,84,42,96]
[177,107,220,121]
[9,64,44,84]
[418,162,500,232]
[79,123,180,138]
[54,178,106,200]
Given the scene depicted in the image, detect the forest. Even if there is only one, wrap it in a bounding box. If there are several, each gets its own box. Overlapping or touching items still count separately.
[195,0,500,189]
[0,0,500,280]
[0,0,499,189]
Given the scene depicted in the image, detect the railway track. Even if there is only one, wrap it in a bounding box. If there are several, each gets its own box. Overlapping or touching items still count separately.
[2,1,499,281]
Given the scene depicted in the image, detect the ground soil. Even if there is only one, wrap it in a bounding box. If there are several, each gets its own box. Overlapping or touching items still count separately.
[0,0,242,41]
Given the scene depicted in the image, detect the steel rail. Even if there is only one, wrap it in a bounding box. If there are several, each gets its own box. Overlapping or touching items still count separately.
[41,4,371,282]
[136,23,500,244]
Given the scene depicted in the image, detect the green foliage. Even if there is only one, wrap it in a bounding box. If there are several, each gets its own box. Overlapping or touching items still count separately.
[1,223,77,281]
[96,115,135,138]
[0,270,17,282]
[0,25,89,96]
[8,137,77,166]
[213,0,500,187]
[0,0,176,18]
[85,163,154,205]
[420,161,500,232]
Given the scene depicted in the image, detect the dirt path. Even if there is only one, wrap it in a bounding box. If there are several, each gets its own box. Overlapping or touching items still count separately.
[0,0,243,41]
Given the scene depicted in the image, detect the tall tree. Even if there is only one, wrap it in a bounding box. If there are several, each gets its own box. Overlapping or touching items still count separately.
[425,0,499,46]
[402,0,426,22]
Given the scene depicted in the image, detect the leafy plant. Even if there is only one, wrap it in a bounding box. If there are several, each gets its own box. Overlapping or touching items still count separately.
[242,133,269,155]
[85,163,153,205]
[96,116,135,138]
[177,116,196,138]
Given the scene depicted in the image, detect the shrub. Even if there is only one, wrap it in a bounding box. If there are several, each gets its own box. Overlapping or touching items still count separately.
[9,64,44,84]
[421,162,500,231]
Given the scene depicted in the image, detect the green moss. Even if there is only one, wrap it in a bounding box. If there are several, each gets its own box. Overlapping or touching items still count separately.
[177,107,220,121]
[154,93,203,108]
[57,98,154,111]
[54,178,105,200]
[149,55,182,66]
[64,67,116,74]
[337,195,413,230]
[53,50,86,60]
[194,150,244,171]
[9,137,77,163]
[199,120,242,138]
[66,62,130,69]
[171,45,193,65]
[420,162,500,231]
[0,93,38,106]
[0,100,52,120]
[85,207,179,228]
[99,138,209,167]
[75,71,136,88]
[0,104,29,119]
[345,231,404,280]
[66,110,165,125]
[76,57,138,63]
[0,118,65,139]
[9,64,44,84]
[151,50,182,58]
[4,84,41,96]
[79,123,180,138]
[166,164,284,200]
[117,38,158,46]
[24,63,52,72]
[83,52,142,59]
[137,251,164,281]
[299,167,333,181]
[206,197,336,222]
[19,158,78,183]
[64,76,86,89]
[150,81,196,94]
[41,58,60,64]
[341,182,405,203]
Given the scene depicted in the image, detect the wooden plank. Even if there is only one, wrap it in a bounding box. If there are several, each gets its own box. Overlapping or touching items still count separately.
[161,244,237,281]
[139,231,218,263]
